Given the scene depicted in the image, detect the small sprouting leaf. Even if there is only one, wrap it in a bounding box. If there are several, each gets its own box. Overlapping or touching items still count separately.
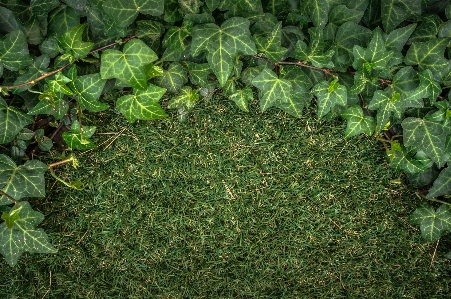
[406,69,441,104]
[62,120,96,150]
[153,62,188,93]
[427,167,451,198]
[168,86,199,111]
[0,155,47,205]
[102,0,165,28]
[404,38,449,80]
[402,117,451,167]
[252,68,292,112]
[57,24,94,59]
[0,201,57,267]
[116,84,167,123]
[191,17,256,86]
[312,80,347,119]
[341,105,375,138]
[254,22,287,62]
[409,203,451,242]
[68,66,108,112]
[100,39,158,90]
[0,30,33,76]
[1,211,19,229]
[229,87,254,113]
[0,98,34,145]
[368,90,404,131]
[381,0,421,33]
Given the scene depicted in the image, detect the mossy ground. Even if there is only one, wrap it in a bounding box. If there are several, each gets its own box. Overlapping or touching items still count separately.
[1,96,450,298]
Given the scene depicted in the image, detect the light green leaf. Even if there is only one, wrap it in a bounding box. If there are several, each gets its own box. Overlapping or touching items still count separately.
[427,167,451,198]
[368,90,404,131]
[0,30,32,75]
[406,69,441,104]
[229,87,254,113]
[312,80,347,119]
[47,72,74,96]
[381,0,421,33]
[153,62,188,93]
[0,201,57,267]
[341,105,375,138]
[0,155,47,205]
[100,39,158,90]
[62,120,96,150]
[102,0,164,27]
[329,4,364,26]
[67,66,108,112]
[252,68,292,112]
[168,86,199,111]
[0,98,33,145]
[254,22,287,62]
[57,24,94,59]
[409,203,451,242]
[116,84,167,123]
[332,21,371,71]
[402,117,451,167]
[191,17,256,86]
[404,38,449,80]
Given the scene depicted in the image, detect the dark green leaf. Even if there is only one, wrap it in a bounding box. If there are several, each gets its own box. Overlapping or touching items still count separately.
[0,30,32,76]
[229,87,253,113]
[168,86,199,111]
[68,66,108,112]
[352,28,393,71]
[62,120,96,150]
[329,4,364,26]
[252,68,292,112]
[385,23,417,51]
[153,62,188,93]
[341,105,375,138]
[312,80,347,119]
[183,62,211,86]
[254,22,287,62]
[0,98,33,144]
[102,0,164,27]
[427,167,451,198]
[391,66,419,99]
[381,0,421,33]
[409,203,451,242]
[406,69,441,104]
[48,6,80,37]
[408,15,442,44]
[57,24,94,59]
[0,155,47,205]
[368,90,405,131]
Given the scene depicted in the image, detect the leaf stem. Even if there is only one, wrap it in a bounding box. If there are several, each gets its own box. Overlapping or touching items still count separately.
[416,192,451,206]
[0,190,19,204]
[0,35,137,92]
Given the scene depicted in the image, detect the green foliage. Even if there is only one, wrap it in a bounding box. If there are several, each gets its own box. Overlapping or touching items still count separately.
[0,0,451,266]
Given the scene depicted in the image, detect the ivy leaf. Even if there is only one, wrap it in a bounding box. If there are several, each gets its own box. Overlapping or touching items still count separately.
[162,21,193,52]
[254,22,287,62]
[312,80,347,119]
[391,66,419,99]
[0,155,47,205]
[48,6,80,38]
[329,4,364,26]
[341,105,375,138]
[153,62,188,93]
[0,201,57,266]
[294,39,334,68]
[12,55,50,93]
[102,0,165,28]
[304,0,330,29]
[368,91,405,131]
[406,69,441,104]
[0,98,33,145]
[402,117,451,167]
[28,97,70,120]
[62,120,96,150]
[409,203,451,242]
[168,86,199,111]
[0,30,32,76]
[332,21,371,71]
[390,146,433,174]
[47,72,74,96]
[116,84,167,123]
[100,39,158,90]
[191,17,256,86]
[427,167,451,198]
[404,38,449,80]
[252,68,292,112]
[381,0,421,33]
[57,24,94,59]
[229,87,254,113]
[275,83,308,118]
[408,15,442,44]
[183,62,211,87]
[385,24,417,51]
[352,28,393,71]
[68,66,108,112]
[178,0,203,14]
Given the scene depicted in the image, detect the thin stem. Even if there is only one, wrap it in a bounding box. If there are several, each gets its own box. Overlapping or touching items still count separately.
[416,192,451,206]
[0,35,137,92]
[0,190,19,204]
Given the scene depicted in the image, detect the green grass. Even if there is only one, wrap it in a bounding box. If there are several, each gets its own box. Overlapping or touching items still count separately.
[1,96,450,298]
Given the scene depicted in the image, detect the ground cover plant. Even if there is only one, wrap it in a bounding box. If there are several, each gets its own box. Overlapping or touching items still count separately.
[0,0,450,277]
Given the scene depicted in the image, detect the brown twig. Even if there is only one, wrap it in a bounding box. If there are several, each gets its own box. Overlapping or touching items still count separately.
[0,190,19,204]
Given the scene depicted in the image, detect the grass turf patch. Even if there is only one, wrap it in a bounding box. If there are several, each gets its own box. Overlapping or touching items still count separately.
[1,96,450,298]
